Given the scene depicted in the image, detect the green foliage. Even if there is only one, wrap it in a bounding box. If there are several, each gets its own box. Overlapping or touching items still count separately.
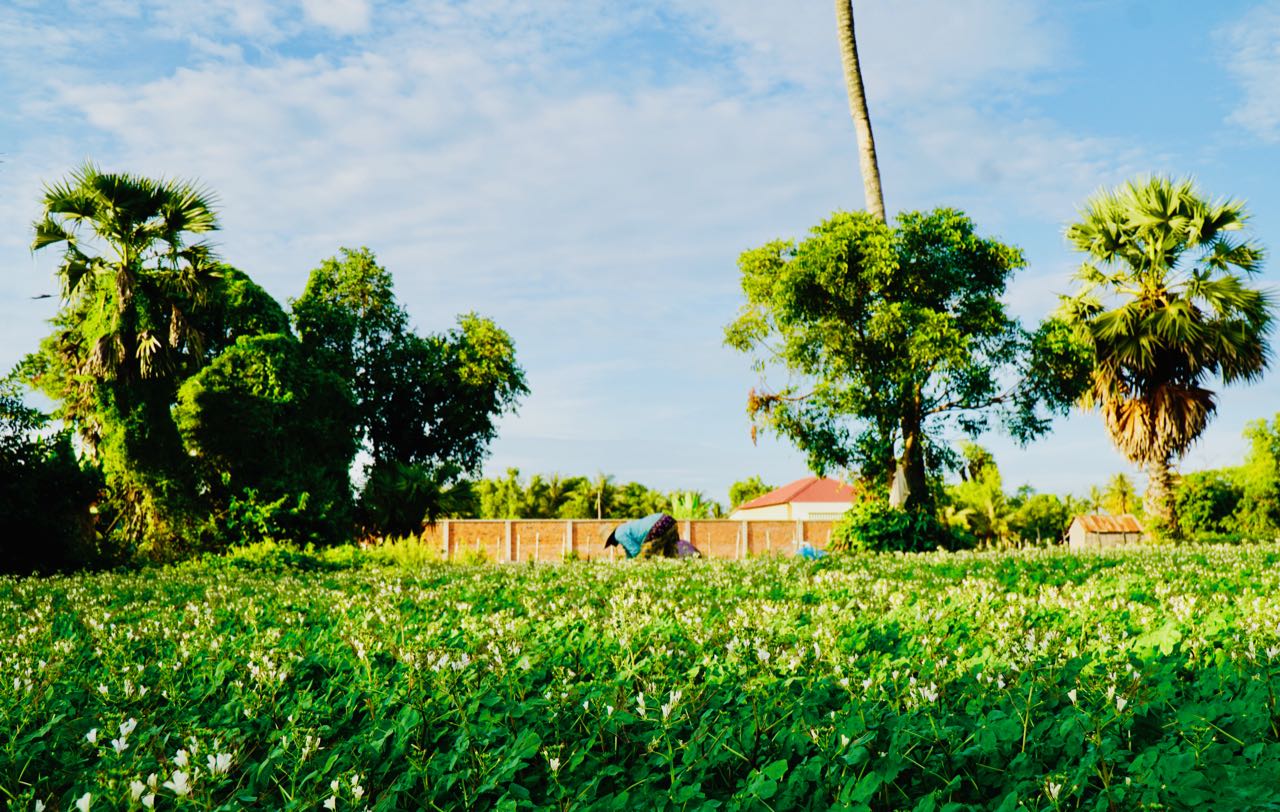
[1102,472,1139,517]
[1006,493,1072,544]
[831,500,965,552]
[467,469,684,520]
[26,163,225,552]
[13,547,1280,808]
[358,460,475,538]
[0,379,107,574]
[1176,470,1243,537]
[668,490,723,520]
[293,248,527,536]
[1234,414,1280,539]
[729,475,774,510]
[945,442,1010,545]
[174,333,357,546]
[726,208,1073,513]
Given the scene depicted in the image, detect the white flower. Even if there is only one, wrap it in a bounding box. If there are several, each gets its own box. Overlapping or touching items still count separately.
[163,770,192,797]
[130,781,146,801]
[1047,781,1062,800]
[1116,696,1128,712]
[207,752,233,775]
[75,793,91,812]
[1067,689,1078,704]
[548,755,561,773]
[85,729,98,744]
[142,795,155,809]
[173,749,189,768]
[330,779,341,793]
[323,797,336,810]
[97,684,108,696]
[34,801,45,812]
[119,718,137,737]
[111,737,129,754]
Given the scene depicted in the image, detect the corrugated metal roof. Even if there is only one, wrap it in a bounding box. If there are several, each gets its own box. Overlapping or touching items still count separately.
[1071,514,1144,533]
[736,477,857,510]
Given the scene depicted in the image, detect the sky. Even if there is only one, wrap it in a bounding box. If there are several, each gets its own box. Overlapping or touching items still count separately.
[2,0,1279,506]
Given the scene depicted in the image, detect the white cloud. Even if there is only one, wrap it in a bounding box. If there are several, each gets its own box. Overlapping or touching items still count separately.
[0,0,1228,499]
[299,0,371,35]
[1219,2,1280,142]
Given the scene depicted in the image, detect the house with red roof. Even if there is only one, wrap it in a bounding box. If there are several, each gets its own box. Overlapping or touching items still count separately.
[729,477,857,521]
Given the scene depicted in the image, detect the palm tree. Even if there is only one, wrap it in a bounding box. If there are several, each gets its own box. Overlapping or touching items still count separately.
[1103,473,1136,516]
[29,162,222,548]
[1060,176,1274,533]
[591,472,614,520]
[835,0,885,221]
[33,162,221,387]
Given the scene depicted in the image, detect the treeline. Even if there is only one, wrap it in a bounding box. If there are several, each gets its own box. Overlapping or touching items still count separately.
[442,469,730,520]
[871,418,1280,552]
[0,165,526,573]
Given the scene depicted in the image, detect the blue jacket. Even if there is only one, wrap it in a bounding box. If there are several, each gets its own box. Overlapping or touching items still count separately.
[612,513,665,558]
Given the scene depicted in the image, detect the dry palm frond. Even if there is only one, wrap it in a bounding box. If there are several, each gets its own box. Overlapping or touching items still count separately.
[1099,382,1214,464]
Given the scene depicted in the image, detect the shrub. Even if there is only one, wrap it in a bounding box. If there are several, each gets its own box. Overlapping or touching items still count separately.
[831,500,968,553]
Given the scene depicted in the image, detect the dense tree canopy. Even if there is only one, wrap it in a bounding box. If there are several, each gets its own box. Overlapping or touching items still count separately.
[293,248,528,536]
[21,168,529,555]
[725,208,1082,512]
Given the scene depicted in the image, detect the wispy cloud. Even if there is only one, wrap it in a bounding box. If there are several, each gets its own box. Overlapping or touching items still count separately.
[1,1,1247,498]
[1219,1,1280,143]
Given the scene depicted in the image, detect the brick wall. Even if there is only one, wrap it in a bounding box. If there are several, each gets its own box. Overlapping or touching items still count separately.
[414,519,835,562]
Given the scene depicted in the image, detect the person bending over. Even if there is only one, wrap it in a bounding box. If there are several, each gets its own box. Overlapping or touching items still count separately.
[603,513,679,559]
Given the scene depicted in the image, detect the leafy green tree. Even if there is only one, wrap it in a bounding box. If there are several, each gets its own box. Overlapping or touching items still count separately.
[1175,470,1242,538]
[1059,177,1274,534]
[608,481,671,519]
[27,163,222,552]
[174,334,358,545]
[293,248,528,533]
[1007,493,1071,544]
[472,468,530,518]
[726,208,1080,514]
[1234,414,1280,538]
[729,476,774,510]
[946,442,1010,545]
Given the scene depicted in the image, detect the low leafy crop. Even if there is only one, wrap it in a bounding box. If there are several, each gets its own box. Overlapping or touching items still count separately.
[5,545,1280,810]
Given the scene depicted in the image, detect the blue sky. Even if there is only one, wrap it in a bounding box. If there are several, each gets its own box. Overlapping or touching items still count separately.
[2,0,1279,505]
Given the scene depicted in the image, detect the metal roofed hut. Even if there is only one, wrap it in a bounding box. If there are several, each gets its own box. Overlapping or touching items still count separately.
[1067,514,1145,550]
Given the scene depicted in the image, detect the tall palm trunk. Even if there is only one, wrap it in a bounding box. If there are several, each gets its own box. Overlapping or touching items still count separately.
[835,0,885,221]
[1144,456,1179,536]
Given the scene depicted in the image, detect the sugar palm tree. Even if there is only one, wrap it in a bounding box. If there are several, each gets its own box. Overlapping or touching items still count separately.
[835,0,884,221]
[33,162,220,386]
[1060,176,1273,532]
[30,163,221,548]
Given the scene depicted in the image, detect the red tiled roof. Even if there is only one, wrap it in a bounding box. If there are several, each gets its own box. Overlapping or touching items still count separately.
[736,477,856,510]
[1071,514,1143,533]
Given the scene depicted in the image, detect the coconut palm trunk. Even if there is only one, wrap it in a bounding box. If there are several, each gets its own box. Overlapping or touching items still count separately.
[835,0,885,221]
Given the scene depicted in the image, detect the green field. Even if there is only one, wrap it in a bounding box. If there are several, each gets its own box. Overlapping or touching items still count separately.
[5,545,1280,811]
